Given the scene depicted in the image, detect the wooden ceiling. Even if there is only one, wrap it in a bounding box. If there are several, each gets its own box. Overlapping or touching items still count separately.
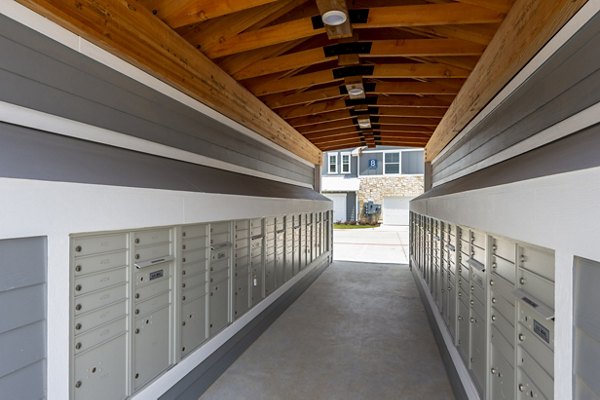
[140,0,513,151]
[16,0,588,164]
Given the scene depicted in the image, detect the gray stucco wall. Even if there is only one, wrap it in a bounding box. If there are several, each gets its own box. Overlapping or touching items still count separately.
[0,15,314,186]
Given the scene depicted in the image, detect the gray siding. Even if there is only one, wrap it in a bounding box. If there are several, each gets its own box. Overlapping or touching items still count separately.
[0,122,328,201]
[0,237,46,400]
[0,15,314,186]
[432,13,600,184]
[359,153,384,175]
[322,151,358,177]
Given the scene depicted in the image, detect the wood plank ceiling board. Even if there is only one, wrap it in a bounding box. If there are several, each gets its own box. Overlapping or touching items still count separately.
[17,0,532,152]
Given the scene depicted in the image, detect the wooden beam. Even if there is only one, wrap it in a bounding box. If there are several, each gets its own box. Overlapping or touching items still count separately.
[457,0,514,13]
[292,115,441,129]
[278,100,350,119]
[426,0,588,161]
[287,110,354,127]
[409,24,499,46]
[315,135,427,146]
[248,64,470,96]
[306,128,432,140]
[16,0,321,165]
[283,104,450,120]
[202,3,505,58]
[316,0,353,39]
[143,0,279,28]
[234,39,485,80]
[299,122,435,135]
[356,3,505,29]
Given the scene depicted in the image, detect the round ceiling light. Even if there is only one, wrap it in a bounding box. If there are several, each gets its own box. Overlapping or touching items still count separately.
[348,87,364,96]
[322,10,347,26]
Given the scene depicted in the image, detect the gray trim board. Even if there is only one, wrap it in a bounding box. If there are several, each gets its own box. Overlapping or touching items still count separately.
[433,13,600,184]
[159,255,331,400]
[410,264,467,400]
[0,122,329,201]
[0,15,314,185]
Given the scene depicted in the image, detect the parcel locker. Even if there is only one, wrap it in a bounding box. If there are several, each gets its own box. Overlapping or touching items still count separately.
[250,218,264,306]
[72,233,129,400]
[132,227,175,390]
[209,222,232,336]
[180,224,209,357]
[233,220,250,319]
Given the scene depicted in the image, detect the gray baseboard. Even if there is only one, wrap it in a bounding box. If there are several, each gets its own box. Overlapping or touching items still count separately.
[159,255,332,400]
[410,265,469,400]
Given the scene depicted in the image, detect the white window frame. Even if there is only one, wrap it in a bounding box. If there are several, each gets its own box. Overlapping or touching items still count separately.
[327,152,339,174]
[340,152,351,174]
[383,151,401,175]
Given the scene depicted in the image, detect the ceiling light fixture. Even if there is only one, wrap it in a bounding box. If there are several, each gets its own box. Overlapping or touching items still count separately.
[357,117,371,129]
[322,10,347,26]
[348,87,364,97]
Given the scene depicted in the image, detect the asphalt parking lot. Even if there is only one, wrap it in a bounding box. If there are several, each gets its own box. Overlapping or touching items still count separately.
[332,225,409,264]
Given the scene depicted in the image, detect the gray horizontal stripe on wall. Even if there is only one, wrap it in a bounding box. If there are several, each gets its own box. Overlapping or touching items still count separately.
[416,124,600,201]
[0,122,328,201]
[0,15,314,185]
[432,13,600,184]
[0,236,46,400]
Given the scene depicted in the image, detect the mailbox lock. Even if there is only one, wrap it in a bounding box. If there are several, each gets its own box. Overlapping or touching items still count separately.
[492,245,497,251]
[75,304,82,311]
[182,232,186,237]
[75,265,82,272]
[470,300,475,305]
[135,293,140,299]
[75,284,82,292]
[492,262,497,269]
[135,373,139,379]
[470,317,476,323]
[491,315,497,321]
[489,280,494,286]
[519,384,525,392]
[490,368,497,374]
[491,297,496,304]
[182,245,186,250]
[135,309,140,315]
[182,270,186,275]
[135,254,140,260]
[182,321,186,326]
[135,238,140,244]
[75,246,82,253]
[135,328,140,334]
[458,292,462,297]
[518,333,526,342]
[75,381,82,388]
[182,258,186,263]
[75,342,82,350]
[519,277,526,285]
[182,296,186,301]
[75,323,82,330]
[182,283,186,288]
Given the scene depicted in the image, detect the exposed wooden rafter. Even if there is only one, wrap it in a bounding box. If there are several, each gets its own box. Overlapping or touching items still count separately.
[16,0,322,164]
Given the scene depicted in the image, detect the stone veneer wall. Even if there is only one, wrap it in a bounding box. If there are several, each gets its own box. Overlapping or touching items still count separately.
[358,176,424,222]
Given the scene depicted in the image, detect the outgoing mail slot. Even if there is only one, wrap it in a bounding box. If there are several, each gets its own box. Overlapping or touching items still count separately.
[73,334,127,400]
[517,269,554,310]
[181,224,208,240]
[74,317,127,355]
[75,300,127,334]
[134,229,170,247]
[74,250,127,277]
[73,234,127,257]
[75,284,127,314]
[74,267,127,295]
[135,293,170,317]
[134,243,171,263]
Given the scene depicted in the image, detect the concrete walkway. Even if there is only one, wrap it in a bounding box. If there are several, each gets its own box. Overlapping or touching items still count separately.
[199,261,453,400]
[333,225,410,264]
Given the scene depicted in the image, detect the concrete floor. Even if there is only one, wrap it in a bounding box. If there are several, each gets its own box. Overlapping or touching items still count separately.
[333,225,410,264]
[199,261,454,400]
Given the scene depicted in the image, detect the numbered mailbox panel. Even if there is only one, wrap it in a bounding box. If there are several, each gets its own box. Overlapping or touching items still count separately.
[71,212,333,400]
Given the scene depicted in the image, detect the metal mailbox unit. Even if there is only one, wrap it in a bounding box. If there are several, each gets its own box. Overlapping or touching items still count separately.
[264,217,276,296]
[71,233,130,400]
[233,220,249,320]
[409,212,555,400]
[250,218,265,307]
[274,217,286,289]
[208,222,232,335]
[180,224,209,357]
[285,216,295,281]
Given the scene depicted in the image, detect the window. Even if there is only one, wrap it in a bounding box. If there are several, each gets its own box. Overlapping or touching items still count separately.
[384,152,400,174]
[328,153,338,174]
[341,153,351,174]
[401,150,424,174]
